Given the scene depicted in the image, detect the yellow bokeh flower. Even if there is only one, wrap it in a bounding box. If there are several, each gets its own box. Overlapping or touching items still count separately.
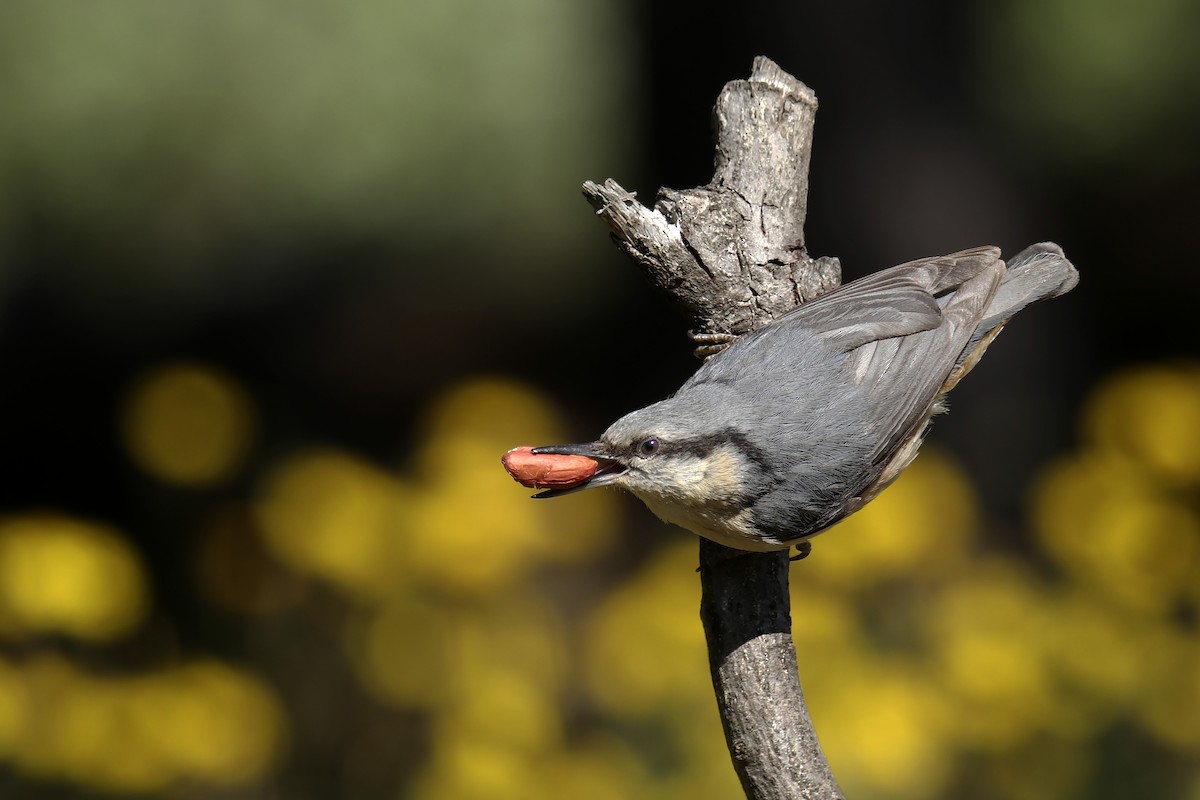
[441,597,569,703]
[410,734,541,800]
[25,666,171,793]
[134,661,286,784]
[922,559,1053,751]
[432,668,563,758]
[582,541,710,719]
[1033,453,1143,565]
[122,362,255,487]
[0,657,29,755]
[1,655,284,792]
[814,661,952,799]
[1137,627,1200,753]
[540,735,655,800]
[0,514,147,641]
[790,581,866,661]
[1083,362,1200,484]
[1040,589,1152,733]
[347,590,568,716]
[1033,455,1200,613]
[1083,493,1199,613]
[255,449,410,596]
[346,593,460,709]
[405,472,549,593]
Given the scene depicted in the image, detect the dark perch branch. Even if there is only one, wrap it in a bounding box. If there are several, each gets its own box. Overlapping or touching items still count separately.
[584,57,844,799]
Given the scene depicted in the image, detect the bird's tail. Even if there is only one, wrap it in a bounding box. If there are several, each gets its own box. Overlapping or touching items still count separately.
[985,242,1079,328]
[947,242,1079,390]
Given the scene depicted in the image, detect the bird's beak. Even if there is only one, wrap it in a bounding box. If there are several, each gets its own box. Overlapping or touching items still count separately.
[529,442,626,498]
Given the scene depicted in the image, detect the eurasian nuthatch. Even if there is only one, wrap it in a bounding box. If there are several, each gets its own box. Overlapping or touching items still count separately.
[524,244,1078,552]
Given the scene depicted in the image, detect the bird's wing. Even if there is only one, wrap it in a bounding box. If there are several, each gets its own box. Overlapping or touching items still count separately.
[750,247,1005,467]
[843,255,1005,463]
[783,246,1002,352]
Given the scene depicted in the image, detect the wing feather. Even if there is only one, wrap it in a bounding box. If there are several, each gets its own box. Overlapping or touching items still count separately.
[777,246,1002,352]
[853,260,1005,463]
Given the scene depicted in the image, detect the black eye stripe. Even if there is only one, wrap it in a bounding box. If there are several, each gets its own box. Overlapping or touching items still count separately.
[639,429,773,474]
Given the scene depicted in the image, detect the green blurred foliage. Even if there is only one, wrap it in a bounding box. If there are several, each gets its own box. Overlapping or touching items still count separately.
[0,0,631,318]
[975,0,1200,170]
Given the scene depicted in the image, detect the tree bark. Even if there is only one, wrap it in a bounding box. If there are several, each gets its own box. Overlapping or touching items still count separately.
[583,57,845,800]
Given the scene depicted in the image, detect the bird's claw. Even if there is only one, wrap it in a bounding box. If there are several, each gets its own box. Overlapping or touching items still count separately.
[689,330,740,360]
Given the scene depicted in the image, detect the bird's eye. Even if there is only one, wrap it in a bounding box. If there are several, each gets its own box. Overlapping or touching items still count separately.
[638,438,660,456]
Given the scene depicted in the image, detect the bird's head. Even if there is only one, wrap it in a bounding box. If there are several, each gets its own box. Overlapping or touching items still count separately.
[531,393,763,522]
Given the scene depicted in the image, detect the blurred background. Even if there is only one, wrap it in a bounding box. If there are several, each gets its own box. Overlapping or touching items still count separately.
[0,1,1198,798]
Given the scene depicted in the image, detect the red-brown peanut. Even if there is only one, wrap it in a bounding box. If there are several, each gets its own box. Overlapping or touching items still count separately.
[502,446,597,489]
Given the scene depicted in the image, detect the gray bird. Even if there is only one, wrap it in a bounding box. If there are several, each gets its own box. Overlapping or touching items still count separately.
[532,243,1078,552]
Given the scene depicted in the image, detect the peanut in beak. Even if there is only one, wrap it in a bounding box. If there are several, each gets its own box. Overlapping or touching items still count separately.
[501,446,598,490]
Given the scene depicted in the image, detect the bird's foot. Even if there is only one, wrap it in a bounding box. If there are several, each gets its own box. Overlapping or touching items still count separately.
[690,330,739,360]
